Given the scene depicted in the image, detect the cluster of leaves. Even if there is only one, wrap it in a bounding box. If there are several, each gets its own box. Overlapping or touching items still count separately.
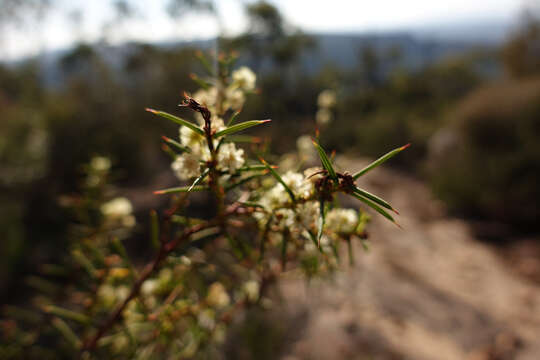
[0,53,407,359]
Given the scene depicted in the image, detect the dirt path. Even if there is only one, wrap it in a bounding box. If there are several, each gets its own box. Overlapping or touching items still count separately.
[278,157,540,360]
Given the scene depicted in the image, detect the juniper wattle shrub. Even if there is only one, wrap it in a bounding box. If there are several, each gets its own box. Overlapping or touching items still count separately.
[0,53,408,359]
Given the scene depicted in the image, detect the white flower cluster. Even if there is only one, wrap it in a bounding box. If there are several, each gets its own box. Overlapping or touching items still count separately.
[259,170,314,210]
[100,197,136,227]
[86,155,112,187]
[325,208,358,234]
[256,169,323,234]
[171,67,257,181]
[231,66,256,92]
[192,66,256,112]
[317,89,337,108]
[90,156,111,172]
[316,89,337,126]
[172,153,202,180]
[171,135,246,180]
[206,282,230,309]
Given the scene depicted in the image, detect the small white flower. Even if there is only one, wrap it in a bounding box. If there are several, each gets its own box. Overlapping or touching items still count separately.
[231,66,256,91]
[179,255,191,266]
[317,89,337,108]
[275,208,296,229]
[260,185,287,209]
[98,284,116,307]
[141,279,158,296]
[224,87,245,110]
[297,201,320,230]
[101,197,133,219]
[304,167,323,182]
[326,208,358,234]
[206,282,230,309]
[243,280,260,302]
[252,210,268,228]
[198,309,216,330]
[281,171,313,199]
[316,108,332,125]
[115,286,130,302]
[179,126,203,149]
[171,153,201,180]
[193,87,218,108]
[281,171,304,193]
[193,113,226,133]
[90,156,111,172]
[211,116,226,133]
[217,143,245,173]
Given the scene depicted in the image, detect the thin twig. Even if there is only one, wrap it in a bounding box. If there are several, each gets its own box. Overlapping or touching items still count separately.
[80,202,246,355]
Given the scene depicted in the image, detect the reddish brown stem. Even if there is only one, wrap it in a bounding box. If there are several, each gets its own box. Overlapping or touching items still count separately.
[81,203,245,355]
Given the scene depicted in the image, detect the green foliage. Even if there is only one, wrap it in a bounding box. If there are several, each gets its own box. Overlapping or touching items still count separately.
[427,77,540,229]
[323,55,484,168]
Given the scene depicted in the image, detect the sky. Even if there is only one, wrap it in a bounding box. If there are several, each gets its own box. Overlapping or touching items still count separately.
[0,0,528,61]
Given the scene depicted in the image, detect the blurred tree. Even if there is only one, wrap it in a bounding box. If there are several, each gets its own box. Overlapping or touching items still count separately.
[323,53,482,168]
[221,1,315,72]
[0,0,49,26]
[167,0,215,18]
[358,44,381,88]
[502,12,540,78]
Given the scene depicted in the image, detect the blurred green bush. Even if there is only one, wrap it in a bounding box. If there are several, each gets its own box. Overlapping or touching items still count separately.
[427,77,540,229]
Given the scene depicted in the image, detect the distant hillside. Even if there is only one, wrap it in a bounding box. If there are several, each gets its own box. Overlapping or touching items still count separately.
[34,31,500,88]
[299,33,492,73]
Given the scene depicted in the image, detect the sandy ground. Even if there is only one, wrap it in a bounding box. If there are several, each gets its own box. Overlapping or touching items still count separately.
[276,157,540,360]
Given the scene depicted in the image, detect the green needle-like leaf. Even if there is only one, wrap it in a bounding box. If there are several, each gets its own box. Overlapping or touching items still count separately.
[111,238,137,276]
[195,51,215,76]
[71,250,96,278]
[161,136,191,153]
[146,108,204,135]
[190,73,211,90]
[226,110,241,126]
[353,186,397,214]
[154,185,208,195]
[303,230,324,254]
[214,119,271,138]
[110,238,128,260]
[225,173,266,191]
[238,201,266,210]
[312,139,337,180]
[44,305,90,325]
[51,317,81,349]
[353,143,410,180]
[236,164,270,172]
[317,200,326,247]
[351,191,399,226]
[260,158,295,202]
[224,135,261,143]
[188,168,210,192]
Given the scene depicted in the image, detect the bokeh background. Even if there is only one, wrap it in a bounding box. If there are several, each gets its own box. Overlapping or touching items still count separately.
[2,0,540,358]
